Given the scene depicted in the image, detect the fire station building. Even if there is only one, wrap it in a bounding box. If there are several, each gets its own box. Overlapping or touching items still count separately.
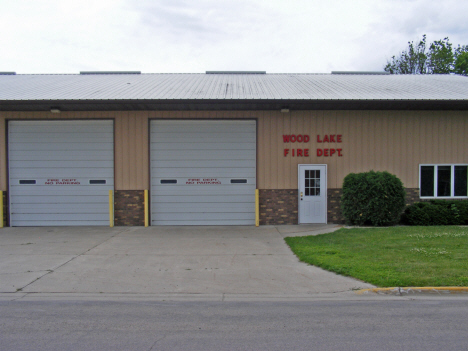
[0,71,467,226]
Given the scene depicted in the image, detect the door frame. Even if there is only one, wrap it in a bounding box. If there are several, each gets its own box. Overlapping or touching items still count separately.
[298,164,328,224]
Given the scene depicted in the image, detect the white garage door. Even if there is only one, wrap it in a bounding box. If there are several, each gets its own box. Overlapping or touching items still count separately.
[8,120,114,226]
[151,120,256,225]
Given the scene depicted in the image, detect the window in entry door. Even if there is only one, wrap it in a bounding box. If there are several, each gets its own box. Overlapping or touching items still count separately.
[305,170,320,196]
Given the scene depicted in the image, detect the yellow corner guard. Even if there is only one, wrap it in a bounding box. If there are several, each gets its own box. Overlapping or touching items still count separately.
[0,191,3,228]
[144,189,149,227]
[109,190,114,227]
[255,189,259,227]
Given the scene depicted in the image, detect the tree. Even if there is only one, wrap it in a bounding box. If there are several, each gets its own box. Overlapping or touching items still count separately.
[427,37,453,74]
[384,35,467,75]
[384,35,428,74]
[454,46,468,75]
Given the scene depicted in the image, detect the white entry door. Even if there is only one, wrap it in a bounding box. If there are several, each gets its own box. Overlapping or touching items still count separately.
[298,164,327,224]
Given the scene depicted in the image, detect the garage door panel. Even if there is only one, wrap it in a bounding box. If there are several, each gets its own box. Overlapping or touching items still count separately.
[9,120,114,226]
[151,149,254,160]
[152,195,254,203]
[152,177,256,184]
[151,220,256,225]
[152,186,255,196]
[152,169,256,178]
[12,213,109,221]
[152,160,256,168]
[153,123,255,134]
[10,150,113,161]
[13,220,109,226]
[9,121,112,132]
[9,186,111,196]
[11,196,108,204]
[151,142,256,151]
[9,178,114,186]
[151,120,256,225]
[10,203,109,213]
[153,202,254,212]
[151,134,255,144]
[8,133,114,143]
[152,212,255,221]
[9,161,114,168]
[9,142,113,152]
[9,168,114,178]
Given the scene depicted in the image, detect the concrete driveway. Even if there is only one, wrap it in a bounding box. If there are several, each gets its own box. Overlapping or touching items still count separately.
[0,225,374,300]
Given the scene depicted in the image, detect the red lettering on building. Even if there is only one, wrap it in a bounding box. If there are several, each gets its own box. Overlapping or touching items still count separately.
[283,135,343,157]
[317,134,343,143]
[284,148,310,157]
[45,178,81,185]
[317,148,342,157]
[186,178,221,185]
[196,178,221,185]
[283,135,310,143]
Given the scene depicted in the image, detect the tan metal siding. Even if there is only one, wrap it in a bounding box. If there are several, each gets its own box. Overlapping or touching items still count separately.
[256,110,468,189]
[112,111,150,190]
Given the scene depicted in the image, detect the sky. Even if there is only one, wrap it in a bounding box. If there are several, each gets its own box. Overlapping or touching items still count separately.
[1,0,467,74]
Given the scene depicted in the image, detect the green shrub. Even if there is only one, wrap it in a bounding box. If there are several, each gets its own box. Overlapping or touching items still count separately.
[341,171,406,226]
[454,201,468,223]
[403,200,468,225]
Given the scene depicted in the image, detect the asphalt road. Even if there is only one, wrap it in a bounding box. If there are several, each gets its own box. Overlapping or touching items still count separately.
[1,297,468,351]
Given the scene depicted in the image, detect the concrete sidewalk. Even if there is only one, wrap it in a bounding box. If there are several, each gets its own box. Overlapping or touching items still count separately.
[0,225,374,300]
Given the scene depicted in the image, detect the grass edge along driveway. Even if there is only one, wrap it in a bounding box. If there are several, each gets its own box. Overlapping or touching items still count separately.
[284,226,468,287]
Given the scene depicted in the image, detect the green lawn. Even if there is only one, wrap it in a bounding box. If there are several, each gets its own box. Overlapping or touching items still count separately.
[284,226,468,287]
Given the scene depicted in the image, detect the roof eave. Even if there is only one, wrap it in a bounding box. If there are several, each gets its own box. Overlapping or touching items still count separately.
[1,99,468,112]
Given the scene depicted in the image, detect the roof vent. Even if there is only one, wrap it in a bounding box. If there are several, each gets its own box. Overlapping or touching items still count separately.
[0,72,16,75]
[331,71,389,75]
[206,71,266,74]
[80,71,141,75]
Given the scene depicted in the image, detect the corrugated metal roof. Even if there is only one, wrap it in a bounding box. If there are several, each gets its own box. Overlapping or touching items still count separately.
[0,73,467,102]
